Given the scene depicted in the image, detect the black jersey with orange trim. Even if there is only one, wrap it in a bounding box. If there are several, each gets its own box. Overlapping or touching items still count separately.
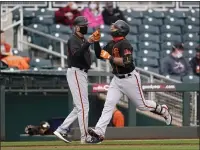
[67,33,91,70]
[103,38,135,74]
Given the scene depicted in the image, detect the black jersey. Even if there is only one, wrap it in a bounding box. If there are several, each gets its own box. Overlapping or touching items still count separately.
[67,33,91,70]
[103,38,135,74]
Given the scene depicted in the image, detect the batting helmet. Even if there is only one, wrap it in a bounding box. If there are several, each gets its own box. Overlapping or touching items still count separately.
[111,20,130,37]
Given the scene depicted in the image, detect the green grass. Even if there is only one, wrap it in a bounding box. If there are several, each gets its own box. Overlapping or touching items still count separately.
[1,139,199,150]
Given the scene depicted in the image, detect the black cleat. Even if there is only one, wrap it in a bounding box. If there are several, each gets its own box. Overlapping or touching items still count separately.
[86,136,103,144]
[88,128,104,141]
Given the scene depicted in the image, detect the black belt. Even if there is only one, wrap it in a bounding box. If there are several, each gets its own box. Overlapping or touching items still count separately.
[70,67,88,73]
[116,73,132,79]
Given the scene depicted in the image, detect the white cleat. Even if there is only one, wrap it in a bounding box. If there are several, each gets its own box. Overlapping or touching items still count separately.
[162,105,172,125]
[53,131,71,143]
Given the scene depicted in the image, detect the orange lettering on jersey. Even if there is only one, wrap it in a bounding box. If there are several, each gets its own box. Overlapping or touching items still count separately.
[113,48,120,57]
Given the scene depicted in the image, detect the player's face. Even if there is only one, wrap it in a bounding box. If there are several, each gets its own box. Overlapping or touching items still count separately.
[110,24,118,32]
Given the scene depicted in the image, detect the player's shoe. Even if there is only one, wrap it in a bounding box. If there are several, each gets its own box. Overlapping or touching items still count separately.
[53,131,71,143]
[86,136,103,144]
[162,105,172,125]
[87,128,104,144]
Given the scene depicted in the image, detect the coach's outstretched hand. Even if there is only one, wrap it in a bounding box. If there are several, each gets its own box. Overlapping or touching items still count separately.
[88,29,101,43]
[100,50,111,59]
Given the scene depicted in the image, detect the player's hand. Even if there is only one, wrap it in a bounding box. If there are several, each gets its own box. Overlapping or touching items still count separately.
[88,29,101,43]
[100,50,111,59]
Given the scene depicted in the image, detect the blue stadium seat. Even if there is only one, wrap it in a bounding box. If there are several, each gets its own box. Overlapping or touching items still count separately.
[161,41,173,51]
[131,44,138,51]
[139,25,160,34]
[50,24,72,34]
[87,27,94,34]
[143,66,160,74]
[183,25,199,33]
[27,23,49,33]
[143,17,163,26]
[183,33,200,42]
[160,50,171,58]
[137,50,159,59]
[161,33,182,42]
[164,17,185,26]
[185,17,200,26]
[136,57,159,67]
[184,41,199,50]
[126,35,138,44]
[129,26,138,34]
[182,75,200,83]
[127,17,142,26]
[165,9,186,18]
[100,25,110,33]
[186,9,200,18]
[139,42,160,51]
[35,8,55,18]
[123,9,143,18]
[161,25,181,34]
[183,50,196,58]
[143,9,164,19]
[139,33,160,43]
[101,33,112,42]
[30,58,53,69]
[32,17,54,26]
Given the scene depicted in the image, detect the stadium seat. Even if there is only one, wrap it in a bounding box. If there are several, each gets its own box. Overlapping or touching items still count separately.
[160,50,171,58]
[161,33,182,42]
[164,17,185,26]
[101,33,112,42]
[35,8,55,18]
[137,50,159,59]
[23,9,36,26]
[136,57,159,67]
[30,58,53,69]
[186,9,200,18]
[138,42,160,51]
[183,25,199,33]
[160,25,181,34]
[183,33,200,42]
[139,25,160,34]
[143,17,163,26]
[27,23,49,33]
[183,50,196,58]
[182,75,200,83]
[161,42,173,51]
[129,26,138,34]
[49,33,69,52]
[50,24,72,34]
[131,44,138,51]
[123,9,143,18]
[127,17,142,26]
[184,42,198,50]
[12,49,30,57]
[185,17,200,26]
[32,17,54,25]
[100,24,110,33]
[143,9,164,19]
[99,42,107,48]
[165,9,186,18]
[126,35,138,44]
[139,33,160,43]
[87,27,94,34]
[143,66,160,74]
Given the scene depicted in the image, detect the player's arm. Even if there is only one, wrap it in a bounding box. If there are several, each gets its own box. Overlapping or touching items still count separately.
[69,38,91,57]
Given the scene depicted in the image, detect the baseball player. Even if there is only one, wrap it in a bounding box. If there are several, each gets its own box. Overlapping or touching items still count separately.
[53,16,101,144]
[86,20,172,143]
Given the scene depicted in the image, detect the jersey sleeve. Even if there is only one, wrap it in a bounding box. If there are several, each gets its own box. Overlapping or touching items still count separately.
[120,41,133,57]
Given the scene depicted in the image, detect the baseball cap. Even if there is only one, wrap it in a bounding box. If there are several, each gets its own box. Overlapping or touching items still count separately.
[172,43,184,50]
[73,16,89,26]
